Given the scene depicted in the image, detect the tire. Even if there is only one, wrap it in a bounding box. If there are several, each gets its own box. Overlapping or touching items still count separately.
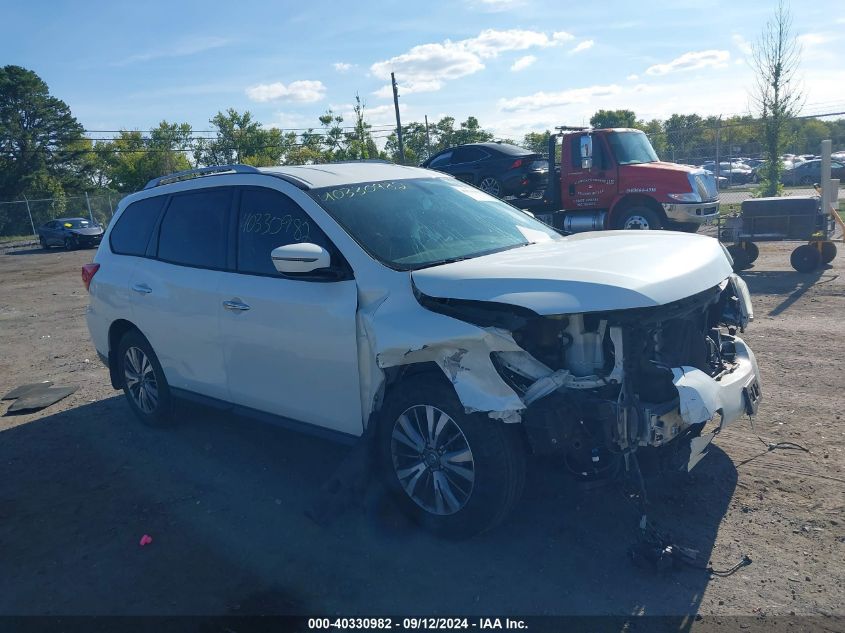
[64,237,74,251]
[790,245,821,273]
[726,244,751,271]
[819,241,837,264]
[40,237,49,250]
[117,329,174,427]
[742,241,760,264]
[377,375,526,539]
[478,176,503,198]
[613,206,663,230]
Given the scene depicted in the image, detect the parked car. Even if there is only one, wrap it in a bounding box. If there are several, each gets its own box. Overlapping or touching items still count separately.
[38,217,104,249]
[781,159,845,186]
[421,142,548,198]
[701,161,753,185]
[84,163,760,538]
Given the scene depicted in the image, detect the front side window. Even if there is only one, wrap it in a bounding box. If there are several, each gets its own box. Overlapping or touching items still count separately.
[607,131,659,165]
[309,178,560,271]
[237,187,334,276]
[157,188,231,269]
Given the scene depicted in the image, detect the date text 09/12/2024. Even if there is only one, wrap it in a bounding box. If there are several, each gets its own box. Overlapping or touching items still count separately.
[307,618,528,630]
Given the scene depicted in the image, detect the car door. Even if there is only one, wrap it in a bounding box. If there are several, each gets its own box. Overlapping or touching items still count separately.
[449,146,488,185]
[128,187,233,401]
[561,134,616,211]
[218,186,362,436]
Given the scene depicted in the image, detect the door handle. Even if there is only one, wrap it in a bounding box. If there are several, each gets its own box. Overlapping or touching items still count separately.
[223,299,250,312]
[131,283,152,294]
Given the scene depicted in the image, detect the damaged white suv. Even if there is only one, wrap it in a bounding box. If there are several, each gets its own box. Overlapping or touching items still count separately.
[85,162,760,537]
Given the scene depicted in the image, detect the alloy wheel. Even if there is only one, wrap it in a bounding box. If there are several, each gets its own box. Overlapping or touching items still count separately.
[390,404,475,516]
[478,177,501,197]
[124,346,159,414]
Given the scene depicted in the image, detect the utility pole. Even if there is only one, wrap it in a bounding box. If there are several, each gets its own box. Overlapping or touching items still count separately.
[391,72,405,165]
[715,116,722,189]
[424,115,432,159]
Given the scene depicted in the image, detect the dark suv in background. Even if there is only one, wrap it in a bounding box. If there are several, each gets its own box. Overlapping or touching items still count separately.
[421,142,548,198]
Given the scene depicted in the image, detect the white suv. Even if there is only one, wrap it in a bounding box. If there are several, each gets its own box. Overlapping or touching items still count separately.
[84,163,761,537]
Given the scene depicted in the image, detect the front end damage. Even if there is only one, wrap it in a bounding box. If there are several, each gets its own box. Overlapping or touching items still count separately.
[369,273,760,477]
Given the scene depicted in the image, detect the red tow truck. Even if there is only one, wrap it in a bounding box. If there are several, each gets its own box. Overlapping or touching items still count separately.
[515,127,720,233]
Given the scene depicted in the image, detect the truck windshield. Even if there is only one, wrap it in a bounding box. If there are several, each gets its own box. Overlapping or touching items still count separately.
[607,131,659,165]
[309,178,561,271]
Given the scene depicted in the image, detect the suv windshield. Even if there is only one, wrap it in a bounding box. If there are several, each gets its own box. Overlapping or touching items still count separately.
[309,178,560,271]
[607,131,659,165]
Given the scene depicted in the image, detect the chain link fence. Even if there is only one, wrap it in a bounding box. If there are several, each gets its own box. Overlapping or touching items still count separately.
[0,191,126,242]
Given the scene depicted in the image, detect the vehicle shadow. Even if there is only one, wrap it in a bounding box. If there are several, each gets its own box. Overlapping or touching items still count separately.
[0,397,736,625]
[739,267,833,316]
[6,246,97,256]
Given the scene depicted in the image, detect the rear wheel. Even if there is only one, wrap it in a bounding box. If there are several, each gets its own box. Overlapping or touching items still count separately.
[377,375,525,538]
[613,206,663,230]
[790,245,821,273]
[478,176,503,198]
[64,237,74,250]
[117,329,174,427]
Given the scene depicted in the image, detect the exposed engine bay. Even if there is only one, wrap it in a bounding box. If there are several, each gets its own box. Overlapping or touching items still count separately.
[410,274,760,476]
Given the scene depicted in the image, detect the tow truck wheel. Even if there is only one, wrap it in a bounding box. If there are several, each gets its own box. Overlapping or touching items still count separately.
[790,245,821,272]
[819,241,837,264]
[614,206,663,230]
[377,374,526,539]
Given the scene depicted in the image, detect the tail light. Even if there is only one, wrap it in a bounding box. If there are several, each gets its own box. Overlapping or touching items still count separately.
[82,263,100,292]
[509,158,524,170]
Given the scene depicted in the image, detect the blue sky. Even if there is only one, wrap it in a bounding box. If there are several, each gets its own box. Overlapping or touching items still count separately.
[3,0,844,141]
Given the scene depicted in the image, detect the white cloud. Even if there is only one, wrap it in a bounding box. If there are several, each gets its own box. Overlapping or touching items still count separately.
[499,84,622,112]
[245,80,326,103]
[732,34,752,56]
[510,55,536,72]
[645,50,730,76]
[570,40,594,54]
[112,36,230,66]
[333,62,354,72]
[370,29,577,95]
[626,74,639,81]
[798,32,833,47]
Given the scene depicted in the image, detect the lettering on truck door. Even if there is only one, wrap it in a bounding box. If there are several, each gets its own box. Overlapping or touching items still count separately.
[561,135,617,211]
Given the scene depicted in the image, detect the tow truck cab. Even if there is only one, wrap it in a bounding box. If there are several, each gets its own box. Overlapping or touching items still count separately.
[522,128,720,233]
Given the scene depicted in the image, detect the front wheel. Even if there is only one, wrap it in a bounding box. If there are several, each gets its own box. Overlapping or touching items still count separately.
[377,375,526,538]
[117,329,174,427]
[613,206,663,230]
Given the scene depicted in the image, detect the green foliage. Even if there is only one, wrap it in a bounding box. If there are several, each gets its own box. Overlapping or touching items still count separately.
[0,65,85,234]
[590,109,637,129]
[194,109,283,167]
[522,131,551,154]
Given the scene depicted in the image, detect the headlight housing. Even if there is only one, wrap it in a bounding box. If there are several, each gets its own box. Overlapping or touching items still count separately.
[667,192,703,203]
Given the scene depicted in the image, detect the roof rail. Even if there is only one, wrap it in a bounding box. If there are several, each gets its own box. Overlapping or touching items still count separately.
[143,164,260,190]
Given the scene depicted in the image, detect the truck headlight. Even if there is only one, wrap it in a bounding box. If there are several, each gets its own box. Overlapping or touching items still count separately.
[667,192,703,203]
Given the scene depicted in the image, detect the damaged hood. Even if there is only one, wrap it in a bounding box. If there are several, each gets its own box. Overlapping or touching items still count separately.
[411,231,734,315]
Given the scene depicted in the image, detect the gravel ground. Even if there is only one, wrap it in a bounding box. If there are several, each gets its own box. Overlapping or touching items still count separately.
[0,239,843,621]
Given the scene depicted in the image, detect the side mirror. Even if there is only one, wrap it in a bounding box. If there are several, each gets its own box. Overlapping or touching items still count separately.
[271,243,331,274]
[580,134,593,170]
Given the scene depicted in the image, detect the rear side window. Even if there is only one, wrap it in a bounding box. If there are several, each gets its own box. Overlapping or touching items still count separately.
[237,188,333,276]
[157,189,231,269]
[428,151,453,168]
[110,196,165,256]
[453,146,488,163]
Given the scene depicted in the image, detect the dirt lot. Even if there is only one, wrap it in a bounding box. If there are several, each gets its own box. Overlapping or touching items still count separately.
[0,239,843,621]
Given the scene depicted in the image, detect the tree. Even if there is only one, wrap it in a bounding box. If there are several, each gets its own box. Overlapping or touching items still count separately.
[194,109,283,167]
[663,113,705,163]
[590,109,637,129]
[751,0,802,196]
[0,66,85,234]
[522,131,551,155]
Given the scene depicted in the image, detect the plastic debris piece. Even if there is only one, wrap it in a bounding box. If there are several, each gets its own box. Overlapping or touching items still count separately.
[6,385,78,414]
[2,381,53,400]
[139,534,153,546]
